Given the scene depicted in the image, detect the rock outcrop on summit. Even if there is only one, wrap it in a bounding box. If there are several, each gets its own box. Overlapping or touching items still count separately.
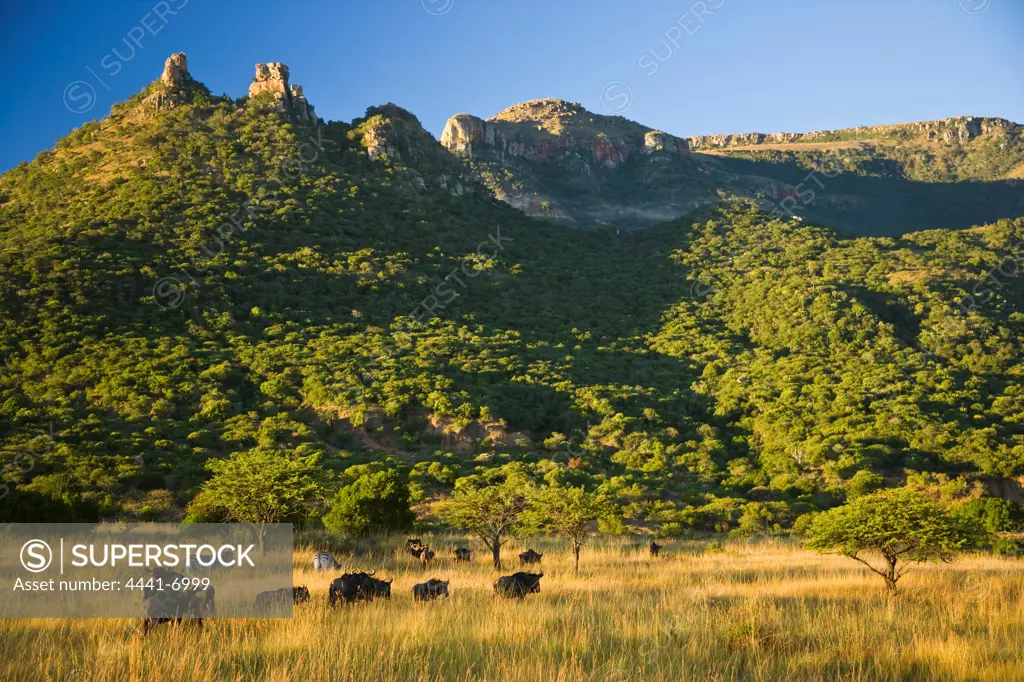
[148,53,316,124]
[441,98,689,168]
[148,51,202,111]
[354,104,473,196]
[160,52,190,87]
[248,62,290,99]
[439,99,693,225]
[248,62,316,123]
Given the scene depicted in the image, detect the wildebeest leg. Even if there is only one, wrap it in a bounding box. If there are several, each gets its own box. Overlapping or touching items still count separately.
[142,619,150,636]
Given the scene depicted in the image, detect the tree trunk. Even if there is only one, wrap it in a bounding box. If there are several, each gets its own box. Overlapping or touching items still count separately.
[884,556,899,594]
[252,523,267,555]
[490,540,501,569]
[574,545,580,575]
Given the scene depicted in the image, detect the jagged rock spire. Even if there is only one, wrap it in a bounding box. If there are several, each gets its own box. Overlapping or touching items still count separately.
[161,52,190,87]
[249,63,290,99]
[248,62,315,122]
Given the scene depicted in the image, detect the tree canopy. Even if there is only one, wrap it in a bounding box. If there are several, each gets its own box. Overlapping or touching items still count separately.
[322,468,415,536]
[437,476,533,568]
[806,487,982,591]
[193,447,321,548]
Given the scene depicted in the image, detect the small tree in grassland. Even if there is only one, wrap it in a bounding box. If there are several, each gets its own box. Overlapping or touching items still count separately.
[806,487,983,593]
[437,476,533,568]
[529,486,611,575]
[193,447,321,552]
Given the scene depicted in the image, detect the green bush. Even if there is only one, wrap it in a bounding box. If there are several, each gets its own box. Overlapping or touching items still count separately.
[952,497,1024,535]
[322,469,415,536]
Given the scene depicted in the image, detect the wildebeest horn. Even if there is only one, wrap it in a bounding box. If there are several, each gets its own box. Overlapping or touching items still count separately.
[385,578,393,584]
[367,568,375,576]
[538,572,543,577]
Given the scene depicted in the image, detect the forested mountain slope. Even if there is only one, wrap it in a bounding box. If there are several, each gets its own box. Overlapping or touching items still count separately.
[1,54,1022,530]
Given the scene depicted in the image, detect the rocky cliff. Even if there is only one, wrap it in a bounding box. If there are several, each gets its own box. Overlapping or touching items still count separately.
[435,98,1023,231]
[687,116,1014,150]
[438,99,693,225]
[441,98,688,169]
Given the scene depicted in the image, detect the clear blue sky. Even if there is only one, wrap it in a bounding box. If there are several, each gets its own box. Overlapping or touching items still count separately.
[1,0,1022,172]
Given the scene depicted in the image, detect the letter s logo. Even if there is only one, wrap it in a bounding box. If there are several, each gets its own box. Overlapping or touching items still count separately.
[20,540,53,573]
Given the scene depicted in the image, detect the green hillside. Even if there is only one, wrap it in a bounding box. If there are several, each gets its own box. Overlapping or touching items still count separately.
[1,56,1023,532]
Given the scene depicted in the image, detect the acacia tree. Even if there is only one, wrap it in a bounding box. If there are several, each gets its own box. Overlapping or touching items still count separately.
[195,447,321,552]
[437,477,532,568]
[806,487,981,593]
[531,486,610,575]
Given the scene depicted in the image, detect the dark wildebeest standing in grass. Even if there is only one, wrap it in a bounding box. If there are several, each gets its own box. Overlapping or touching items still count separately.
[328,570,379,606]
[369,577,393,599]
[649,541,662,557]
[194,584,216,618]
[420,546,435,566]
[292,585,311,603]
[454,547,471,562]
[141,567,208,635]
[255,586,310,609]
[519,549,542,565]
[494,572,543,599]
[413,578,450,601]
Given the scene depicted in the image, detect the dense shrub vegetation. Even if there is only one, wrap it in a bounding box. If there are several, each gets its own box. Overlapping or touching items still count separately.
[1,76,1023,539]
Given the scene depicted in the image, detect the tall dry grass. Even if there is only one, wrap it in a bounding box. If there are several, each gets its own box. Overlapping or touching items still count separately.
[2,536,1023,682]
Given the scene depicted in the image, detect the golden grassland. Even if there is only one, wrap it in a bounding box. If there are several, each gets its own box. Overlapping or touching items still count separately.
[3,537,1024,682]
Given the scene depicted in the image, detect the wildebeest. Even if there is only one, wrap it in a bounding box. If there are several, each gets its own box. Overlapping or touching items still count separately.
[313,551,339,571]
[649,541,662,557]
[141,567,208,635]
[255,586,311,609]
[408,544,425,559]
[328,570,380,606]
[193,584,216,618]
[494,572,543,599]
[369,577,393,600]
[453,547,471,562]
[413,578,450,601]
[406,538,422,548]
[420,546,435,564]
[519,549,543,565]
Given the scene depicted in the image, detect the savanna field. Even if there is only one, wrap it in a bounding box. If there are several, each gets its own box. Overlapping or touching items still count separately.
[3,6,1024,682]
[3,537,1024,682]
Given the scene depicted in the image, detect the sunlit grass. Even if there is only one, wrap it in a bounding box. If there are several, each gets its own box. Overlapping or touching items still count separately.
[3,536,1023,681]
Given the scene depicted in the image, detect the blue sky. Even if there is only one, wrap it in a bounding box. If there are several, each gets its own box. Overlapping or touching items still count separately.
[1,0,1021,172]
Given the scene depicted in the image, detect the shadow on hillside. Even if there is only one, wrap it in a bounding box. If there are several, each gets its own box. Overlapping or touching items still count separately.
[701,153,1024,237]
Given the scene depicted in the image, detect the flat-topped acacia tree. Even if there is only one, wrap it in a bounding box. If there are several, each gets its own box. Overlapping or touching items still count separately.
[806,487,982,593]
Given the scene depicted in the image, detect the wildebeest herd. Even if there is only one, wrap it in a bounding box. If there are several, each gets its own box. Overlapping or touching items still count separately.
[141,540,665,633]
[299,542,555,608]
